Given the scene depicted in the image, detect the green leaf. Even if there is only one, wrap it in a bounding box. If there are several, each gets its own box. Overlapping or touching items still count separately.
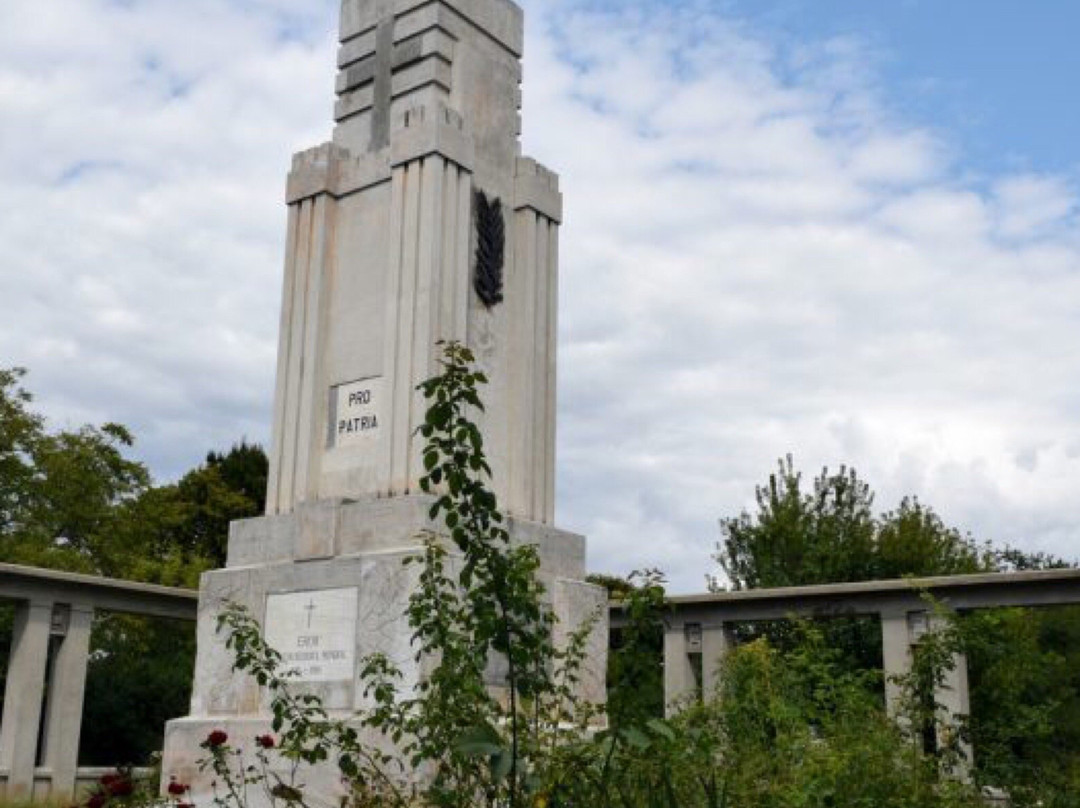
[453,724,504,757]
[647,718,676,741]
[491,748,514,783]
[621,727,650,749]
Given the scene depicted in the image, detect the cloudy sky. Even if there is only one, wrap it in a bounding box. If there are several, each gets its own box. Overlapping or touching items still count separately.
[2,0,1079,591]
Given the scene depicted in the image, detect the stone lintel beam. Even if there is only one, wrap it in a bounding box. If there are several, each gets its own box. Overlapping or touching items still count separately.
[613,568,1080,629]
[514,157,562,223]
[0,563,196,621]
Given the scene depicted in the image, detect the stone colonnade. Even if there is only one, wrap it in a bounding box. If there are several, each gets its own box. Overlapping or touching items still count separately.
[0,564,197,801]
[664,610,970,752]
[650,569,1080,769]
[0,600,94,799]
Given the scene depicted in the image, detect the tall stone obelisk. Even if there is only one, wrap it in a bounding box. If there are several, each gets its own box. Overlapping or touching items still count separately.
[161,0,606,799]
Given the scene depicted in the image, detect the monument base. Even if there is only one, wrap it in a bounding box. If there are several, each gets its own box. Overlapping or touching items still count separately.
[161,495,607,801]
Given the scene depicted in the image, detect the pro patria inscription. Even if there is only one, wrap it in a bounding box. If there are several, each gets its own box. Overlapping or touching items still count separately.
[331,377,383,447]
[264,588,358,682]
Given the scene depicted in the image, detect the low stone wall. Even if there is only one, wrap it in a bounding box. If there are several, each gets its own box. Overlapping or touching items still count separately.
[0,766,152,802]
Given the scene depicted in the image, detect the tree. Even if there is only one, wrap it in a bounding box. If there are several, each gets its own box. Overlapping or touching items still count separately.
[0,367,42,538]
[876,498,990,580]
[716,456,878,590]
[713,456,1080,805]
[0,365,268,764]
[150,441,268,569]
[715,455,990,591]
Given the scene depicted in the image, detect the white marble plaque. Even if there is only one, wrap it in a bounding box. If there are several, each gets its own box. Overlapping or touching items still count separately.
[264,588,358,682]
[331,377,383,447]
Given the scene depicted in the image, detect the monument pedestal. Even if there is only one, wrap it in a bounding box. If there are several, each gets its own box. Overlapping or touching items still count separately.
[162,496,607,797]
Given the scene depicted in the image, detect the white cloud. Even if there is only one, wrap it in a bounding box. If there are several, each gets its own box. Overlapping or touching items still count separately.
[520,0,1080,588]
[2,0,1079,591]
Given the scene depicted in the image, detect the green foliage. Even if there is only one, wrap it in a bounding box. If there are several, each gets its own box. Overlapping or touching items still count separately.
[80,616,198,766]
[714,455,1080,804]
[606,570,666,728]
[535,619,987,808]
[714,456,991,591]
[962,605,1080,807]
[710,625,982,808]
[0,367,43,538]
[0,365,268,764]
[150,441,268,569]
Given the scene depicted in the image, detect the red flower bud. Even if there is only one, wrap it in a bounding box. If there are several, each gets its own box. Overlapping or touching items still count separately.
[87,794,107,808]
[99,774,119,786]
[167,782,189,796]
[107,779,134,797]
[256,734,275,749]
[206,730,228,747]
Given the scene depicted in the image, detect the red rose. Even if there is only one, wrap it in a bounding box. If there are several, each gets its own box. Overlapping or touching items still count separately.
[206,730,228,747]
[107,779,134,797]
[256,734,275,749]
[167,782,189,796]
[87,794,107,808]
[178,803,195,808]
[99,774,119,786]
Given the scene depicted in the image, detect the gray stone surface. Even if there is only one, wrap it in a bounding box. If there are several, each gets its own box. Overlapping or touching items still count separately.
[227,494,587,578]
[552,579,609,705]
[265,0,562,525]
[0,600,52,798]
[191,496,595,719]
[41,604,94,799]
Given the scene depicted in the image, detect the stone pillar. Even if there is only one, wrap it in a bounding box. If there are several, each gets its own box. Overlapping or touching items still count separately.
[507,158,561,524]
[701,622,734,700]
[41,604,94,799]
[880,610,912,719]
[265,146,342,517]
[380,109,474,501]
[930,615,972,773]
[0,600,54,798]
[663,622,697,715]
[881,610,972,776]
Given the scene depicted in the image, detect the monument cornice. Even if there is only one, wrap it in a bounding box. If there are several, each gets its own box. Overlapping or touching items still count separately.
[285,143,390,203]
[513,157,562,223]
[286,107,477,204]
[390,103,475,170]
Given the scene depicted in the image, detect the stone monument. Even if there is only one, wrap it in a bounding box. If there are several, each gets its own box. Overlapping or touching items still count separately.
[161,0,607,799]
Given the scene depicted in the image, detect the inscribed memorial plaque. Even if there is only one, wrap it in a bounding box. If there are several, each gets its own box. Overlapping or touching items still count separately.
[330,377,383,448]
[264,588,358,682]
